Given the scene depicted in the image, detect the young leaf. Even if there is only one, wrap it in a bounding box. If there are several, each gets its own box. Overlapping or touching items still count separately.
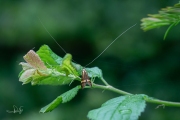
[19,68,36,84]
[141,2,180,31]
[75,66,103,80]
[23,50,47,70]
[163,22,175,40]
[60,53,79,78]
[19,50,50,85]
[40,86,80,113]
[141,2,180,39]
[85,67,103,79]
[163,20,180,40]
[87,94,147,120]
[36,44,63,66]
[36,45,80,79]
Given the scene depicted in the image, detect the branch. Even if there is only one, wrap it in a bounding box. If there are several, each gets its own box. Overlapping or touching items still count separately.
[92,83,180,107]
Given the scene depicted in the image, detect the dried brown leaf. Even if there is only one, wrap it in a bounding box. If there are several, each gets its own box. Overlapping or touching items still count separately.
[23,50,47,70]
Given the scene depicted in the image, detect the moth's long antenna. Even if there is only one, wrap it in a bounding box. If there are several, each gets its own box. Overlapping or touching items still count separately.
[84,23,137,67]
[38,17,67,54]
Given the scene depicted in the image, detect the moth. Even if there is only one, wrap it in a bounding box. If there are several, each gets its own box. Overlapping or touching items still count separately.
[39,18,136,89]
[81,69,92,89]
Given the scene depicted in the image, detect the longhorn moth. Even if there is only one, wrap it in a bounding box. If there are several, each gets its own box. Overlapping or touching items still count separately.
[81,69,92,88]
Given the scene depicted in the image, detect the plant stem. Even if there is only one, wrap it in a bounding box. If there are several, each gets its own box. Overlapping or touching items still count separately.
[145,97,180,107]
[93,83,132,95]
[92,83,180,107]
[100,78,110,86]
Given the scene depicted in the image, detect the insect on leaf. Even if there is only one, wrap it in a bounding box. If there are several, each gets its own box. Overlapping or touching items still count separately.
[81,69,92,89]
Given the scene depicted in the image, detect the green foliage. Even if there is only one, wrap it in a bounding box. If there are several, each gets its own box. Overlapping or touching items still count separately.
[19,45,104,113]
[85,67,103,79]
[141,2,180,39]
[40,86,80,113]
[60,53,79,78]
[19,45,103,86]
[19,45,81,85]
[36,44,63,66]
[18,45,180,119]
[88,94,146,120]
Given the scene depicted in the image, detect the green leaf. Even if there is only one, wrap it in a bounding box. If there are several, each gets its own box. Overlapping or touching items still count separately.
[164,19,180,40]
[40,86,80,113]
[61,86,80,103]
[87,94,147,120]
[60,53,79,77]
[31,71,76,86]
[36,45,80,79]
[36,44,63,66]
[141,2,180,39]
[19,45,81,85]
[19,45,104,86]
[85,67,103,79]
[164,22,175,40]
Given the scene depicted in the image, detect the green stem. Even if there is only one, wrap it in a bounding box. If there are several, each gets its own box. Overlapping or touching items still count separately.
[100,77,110,86]
[145,97,180,107]
[92,83,180,107]
[93,83,132,95]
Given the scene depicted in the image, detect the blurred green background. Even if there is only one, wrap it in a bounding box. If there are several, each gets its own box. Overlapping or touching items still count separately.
[1,0,180,120]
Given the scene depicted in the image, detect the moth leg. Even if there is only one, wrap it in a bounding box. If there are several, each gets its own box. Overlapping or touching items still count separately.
[91,76,95,83]
[86,79,92,87]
